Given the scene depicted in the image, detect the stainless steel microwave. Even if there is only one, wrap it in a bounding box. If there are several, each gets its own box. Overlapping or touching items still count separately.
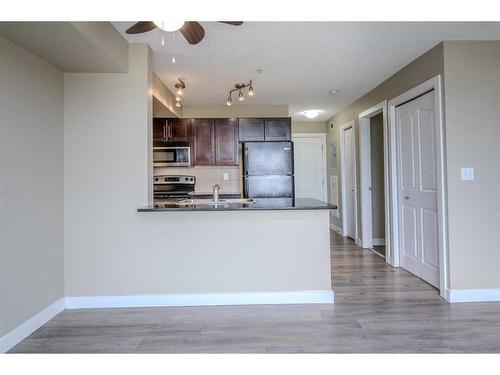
[153,142,191,167]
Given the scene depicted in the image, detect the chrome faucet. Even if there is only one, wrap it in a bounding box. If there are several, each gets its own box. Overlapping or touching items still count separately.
[212,184,221,203]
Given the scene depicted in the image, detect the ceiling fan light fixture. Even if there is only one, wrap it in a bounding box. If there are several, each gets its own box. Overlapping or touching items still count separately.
[238,91,244,101]
[226,97,232,106]
[154,20,185,32]
[175,102,181,108]
[248,84,254,96]
[302,110,322,119]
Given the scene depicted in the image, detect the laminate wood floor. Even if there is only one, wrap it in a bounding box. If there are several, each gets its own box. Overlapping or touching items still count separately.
[10,232,500,353]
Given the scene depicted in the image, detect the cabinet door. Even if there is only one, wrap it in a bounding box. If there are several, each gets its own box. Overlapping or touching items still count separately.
[264,118,291,141]
[239,118,264,142]
[153,118,167,140]
[168,118,192,142]
[192,119,215,165]
[215,118,239,165]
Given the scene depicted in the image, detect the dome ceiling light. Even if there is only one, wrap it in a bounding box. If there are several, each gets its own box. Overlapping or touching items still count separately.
[302,110,323,119]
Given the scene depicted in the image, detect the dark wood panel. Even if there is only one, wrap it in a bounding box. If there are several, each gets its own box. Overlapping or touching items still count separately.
[264,118,291,141]
[153,118,167,141]
[168,119,192,142]
[215,118,239,165]
[192,119,215,165]
[239,118,264,142]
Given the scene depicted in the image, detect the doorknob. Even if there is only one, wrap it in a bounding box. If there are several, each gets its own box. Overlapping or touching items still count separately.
[404,195,410,200]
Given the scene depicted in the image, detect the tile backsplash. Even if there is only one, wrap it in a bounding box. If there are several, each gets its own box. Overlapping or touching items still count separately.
[154,166,241,195]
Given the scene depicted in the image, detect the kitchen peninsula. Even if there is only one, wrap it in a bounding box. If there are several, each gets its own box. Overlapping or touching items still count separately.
[134,198,335,306]
[130,116,336,306]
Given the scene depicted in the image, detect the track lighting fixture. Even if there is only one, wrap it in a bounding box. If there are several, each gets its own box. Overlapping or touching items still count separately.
[226,80,254,105]
[174,78,186,107]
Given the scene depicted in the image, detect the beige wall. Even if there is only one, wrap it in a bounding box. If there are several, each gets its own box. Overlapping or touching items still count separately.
[64,43,152,295]
[182,105,289,118]
[0,36,64,337]
[326,43,444,231]
[0,22,128,73]
[292,121,326,134]
[369,113,385,239]
[443,41,500,289]
[64,43,330,297]
[153,73,182,118]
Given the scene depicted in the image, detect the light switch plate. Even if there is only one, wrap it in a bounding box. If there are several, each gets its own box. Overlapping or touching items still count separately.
[461,167,474,181]
[223,172,229,181]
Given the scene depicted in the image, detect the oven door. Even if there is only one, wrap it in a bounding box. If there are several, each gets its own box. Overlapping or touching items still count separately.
[153,147,191,167]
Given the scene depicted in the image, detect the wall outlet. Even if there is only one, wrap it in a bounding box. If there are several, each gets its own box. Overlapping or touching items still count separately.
[223,172,229,181]
[461,167,474,181]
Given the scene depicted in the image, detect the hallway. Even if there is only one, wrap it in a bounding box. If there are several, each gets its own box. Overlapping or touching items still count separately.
[9,231,500,353]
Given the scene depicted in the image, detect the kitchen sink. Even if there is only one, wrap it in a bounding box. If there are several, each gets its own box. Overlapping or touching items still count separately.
[191,198,254,205]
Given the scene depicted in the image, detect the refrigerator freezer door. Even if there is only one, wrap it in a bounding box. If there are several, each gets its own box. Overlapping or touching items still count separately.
[244,142,293,176]
[244,175,294,198]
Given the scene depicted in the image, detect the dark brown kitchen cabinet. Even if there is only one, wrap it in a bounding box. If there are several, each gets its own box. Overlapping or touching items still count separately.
[153,118,167,141]
[215,118,239,165]
[264,118,291,141]
[168,118,192,142]
[239,118,265,141]
[192,119,216,165]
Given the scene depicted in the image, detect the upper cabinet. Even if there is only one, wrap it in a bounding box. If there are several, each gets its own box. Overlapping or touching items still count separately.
[264,118,291,141]
[152,118,192,142]
[168,118,192,142]
[239,117,291,142]
[153,118,168,141]
[239,118,265,142]
[154,117,291,166]
[192,119,216,165]
[215,118,239,165]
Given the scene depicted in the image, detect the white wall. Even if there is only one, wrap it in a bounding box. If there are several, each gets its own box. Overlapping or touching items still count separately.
[0,36,64,337]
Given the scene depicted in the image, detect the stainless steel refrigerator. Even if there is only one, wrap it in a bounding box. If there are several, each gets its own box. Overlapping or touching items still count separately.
[242,141,294,198]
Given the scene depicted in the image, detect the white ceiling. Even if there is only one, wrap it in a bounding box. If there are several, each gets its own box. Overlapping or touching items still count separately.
[112,22,500,120]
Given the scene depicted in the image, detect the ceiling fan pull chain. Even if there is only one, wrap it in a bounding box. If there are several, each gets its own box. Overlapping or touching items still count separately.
[172,32,176,64]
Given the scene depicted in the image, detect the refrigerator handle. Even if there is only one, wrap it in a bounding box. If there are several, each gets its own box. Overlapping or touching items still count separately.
[243,146,249,176]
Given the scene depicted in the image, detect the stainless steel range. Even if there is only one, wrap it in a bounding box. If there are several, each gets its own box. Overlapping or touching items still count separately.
[153,175,196,201]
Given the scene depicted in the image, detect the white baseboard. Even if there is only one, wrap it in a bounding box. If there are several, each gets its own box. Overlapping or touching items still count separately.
[66,290,335,309]
[355,238,362,246]
[447,288,500,303]
[373,238,386,246]
[0,298,65,353]
[330,224,343,234]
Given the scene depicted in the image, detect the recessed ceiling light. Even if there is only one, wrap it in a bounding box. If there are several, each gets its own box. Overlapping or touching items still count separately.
[328,89,340,95]
[302,110,322,119]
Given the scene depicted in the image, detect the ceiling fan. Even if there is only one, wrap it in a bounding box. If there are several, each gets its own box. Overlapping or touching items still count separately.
[125,21,243,45]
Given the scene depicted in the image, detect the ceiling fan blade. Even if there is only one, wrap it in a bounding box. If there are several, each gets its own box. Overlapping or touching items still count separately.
[218,21,244,26]
[126,21,157,34]
[179,22,205,45]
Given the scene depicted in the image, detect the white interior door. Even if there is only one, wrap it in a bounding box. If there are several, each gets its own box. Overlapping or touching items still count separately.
[396,90,439,287]
[293,135,326,201]
[343,127,356,239]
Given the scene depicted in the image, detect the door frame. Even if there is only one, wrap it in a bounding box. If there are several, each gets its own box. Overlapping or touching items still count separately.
[339,121,358,240]
[387,75,449,299]
[358,101,389,251]
[291,133,328,202]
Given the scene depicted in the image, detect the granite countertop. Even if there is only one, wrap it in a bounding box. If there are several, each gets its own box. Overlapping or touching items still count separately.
[138,198,336,212]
